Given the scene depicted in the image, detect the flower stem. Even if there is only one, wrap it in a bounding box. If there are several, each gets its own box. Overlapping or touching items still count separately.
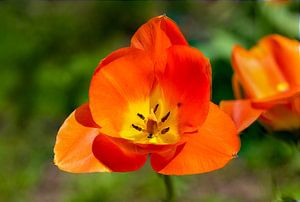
[162,175,175,202]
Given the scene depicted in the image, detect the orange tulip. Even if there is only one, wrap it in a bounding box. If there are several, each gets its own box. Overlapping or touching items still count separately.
[221,35,300,132]
[54,16,240,175]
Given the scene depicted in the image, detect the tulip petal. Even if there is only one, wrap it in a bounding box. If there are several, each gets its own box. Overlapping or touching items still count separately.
[54,103,110,173]
[131,15,188,74]
[151,103,240,175]
[232,45,288,99]
[131,15,188,53]
[92,134,148,172]
[220,100,263,132]
[160,45,211,133]
[252,87,300,109]
[263,35,300,87]
[232,73,243,99]
[89,49,154,137]
[294,96,300,115]
[94,47,133,74]
[259,101,300,131]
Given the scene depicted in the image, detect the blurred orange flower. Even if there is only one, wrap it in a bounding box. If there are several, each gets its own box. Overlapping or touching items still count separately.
[221,35,300,132]
[54,16,240,175]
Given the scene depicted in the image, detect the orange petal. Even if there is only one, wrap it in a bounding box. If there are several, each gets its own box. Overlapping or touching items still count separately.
[232,73,243,99]
[252,86,300,109]
[89,49,154,137]
[92,134,148,172]
[94,47,133,74]
[151,103,240,175]
[259,100,300,131]
[220,100,263,132]
[131,15,188,73]
[160,45,211,133]
[54,103,110,173]
[262,35,300,87]
[131,15,188,53]
[232,45,288,99]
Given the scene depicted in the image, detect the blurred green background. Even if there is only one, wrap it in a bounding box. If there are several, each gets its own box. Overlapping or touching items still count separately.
[0,1,299,202]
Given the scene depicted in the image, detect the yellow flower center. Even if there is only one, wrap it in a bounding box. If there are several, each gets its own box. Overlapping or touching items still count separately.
[120,87,179,145]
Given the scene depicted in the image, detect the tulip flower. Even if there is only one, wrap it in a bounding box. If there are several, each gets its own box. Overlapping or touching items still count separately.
[54,15,240,175]
[221,35,300,132]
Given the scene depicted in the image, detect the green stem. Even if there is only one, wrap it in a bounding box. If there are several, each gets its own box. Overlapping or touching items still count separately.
[162,175,175,202]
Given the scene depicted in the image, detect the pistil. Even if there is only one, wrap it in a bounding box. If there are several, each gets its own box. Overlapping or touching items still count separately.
[146,119,158,134]
[130,103,174,142]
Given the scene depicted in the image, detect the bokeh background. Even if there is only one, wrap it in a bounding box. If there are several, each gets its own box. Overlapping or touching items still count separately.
[0,1,299,202]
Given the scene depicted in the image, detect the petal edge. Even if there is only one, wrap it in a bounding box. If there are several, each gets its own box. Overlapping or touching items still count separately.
[54,103,110,173]
[151,103,240,175]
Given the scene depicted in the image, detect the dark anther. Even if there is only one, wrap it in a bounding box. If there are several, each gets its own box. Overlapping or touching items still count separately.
[177,102,182,107]
[161,127,170,134]
[132,124,142,131]
[161,111,170,122]
[147,133,153,138]
[153,104,159,113]
[137,113,145,120]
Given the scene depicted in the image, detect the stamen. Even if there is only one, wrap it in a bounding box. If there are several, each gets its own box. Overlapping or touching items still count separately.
[137,113,145,120]
[177,102,182,107]
[132,124,142,131]
[147,133,153,138]
[161,111,170,122]
[161,127,170,134]
[153,104,159,114]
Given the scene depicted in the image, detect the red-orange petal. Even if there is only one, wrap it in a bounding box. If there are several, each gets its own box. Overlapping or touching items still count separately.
[94,47,133,75]
[220,100,263,132]
[54,103,110,173]
[263,35,300,88]
[92,134,148,172]
[294,96,300,115]
[160,45,211,133]
[151,103,240,175]
[232,45,288,99]
[89,49,154,137]
[131,15,188,74]
[131,15,188,53]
